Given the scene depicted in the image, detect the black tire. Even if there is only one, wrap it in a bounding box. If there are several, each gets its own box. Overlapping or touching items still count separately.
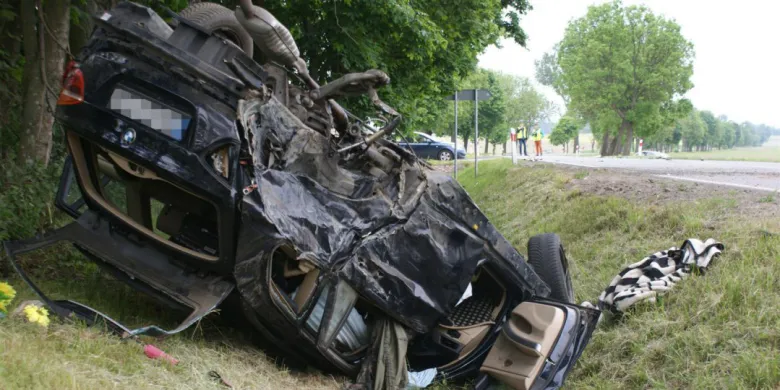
[179,3,254,57]
[438,149,454,161]
[527,233,575,303]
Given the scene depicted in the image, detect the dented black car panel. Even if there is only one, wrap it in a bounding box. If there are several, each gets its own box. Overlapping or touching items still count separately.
[3,2,598,388]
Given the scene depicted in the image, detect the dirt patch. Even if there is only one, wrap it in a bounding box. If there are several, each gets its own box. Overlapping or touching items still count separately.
[430,161,470,173]
[562,166,780,219]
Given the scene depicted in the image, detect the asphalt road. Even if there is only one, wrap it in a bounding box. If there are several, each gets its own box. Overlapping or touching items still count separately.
[539,155,780,192]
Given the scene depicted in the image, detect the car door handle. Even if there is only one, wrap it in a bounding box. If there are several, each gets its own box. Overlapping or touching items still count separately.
[502,321,543,357]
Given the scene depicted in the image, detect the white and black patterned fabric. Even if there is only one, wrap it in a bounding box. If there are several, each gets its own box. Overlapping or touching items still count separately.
[594,238,724,313]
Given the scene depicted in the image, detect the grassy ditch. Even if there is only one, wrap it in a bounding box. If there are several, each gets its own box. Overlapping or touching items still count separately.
[1,159,779,389]
[458,160,780,389]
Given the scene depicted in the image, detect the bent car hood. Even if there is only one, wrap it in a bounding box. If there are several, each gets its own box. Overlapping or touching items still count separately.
[234,97,550,334]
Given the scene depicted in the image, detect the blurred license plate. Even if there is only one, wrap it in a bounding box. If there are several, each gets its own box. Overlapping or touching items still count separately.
[109,87,191,141]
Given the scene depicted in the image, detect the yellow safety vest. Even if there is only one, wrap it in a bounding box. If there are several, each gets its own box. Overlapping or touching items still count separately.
[532,130,543,141]
[517,126,528,139]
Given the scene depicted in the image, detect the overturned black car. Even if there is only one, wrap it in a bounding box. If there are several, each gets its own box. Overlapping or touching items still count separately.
[4,2,599,389]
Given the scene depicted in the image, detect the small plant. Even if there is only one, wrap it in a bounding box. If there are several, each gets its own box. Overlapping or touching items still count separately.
[574,171,590,180]
[758,192,777,203]
[0,281,16,317]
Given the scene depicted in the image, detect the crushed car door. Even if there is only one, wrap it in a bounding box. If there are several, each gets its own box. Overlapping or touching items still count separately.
[477,299,600,390]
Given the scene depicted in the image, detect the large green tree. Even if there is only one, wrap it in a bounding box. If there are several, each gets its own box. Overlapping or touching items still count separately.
[549,115,581,152]
[240,0,532,131]
[439,69,506,154]
[556,0,695,156]
[435,70,553,154]
[699,110,721,150]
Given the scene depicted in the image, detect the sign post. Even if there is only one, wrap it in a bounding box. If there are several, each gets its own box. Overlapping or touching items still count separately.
[453,94,458,178]
[510,128,517,165]
[474,89,478,176]
[446,89,491,178]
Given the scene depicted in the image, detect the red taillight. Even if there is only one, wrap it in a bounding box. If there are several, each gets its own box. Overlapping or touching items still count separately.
[58,61,84,106]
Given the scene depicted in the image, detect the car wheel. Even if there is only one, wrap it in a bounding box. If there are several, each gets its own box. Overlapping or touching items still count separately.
[179,3,255,57]
[527,233,575,303]
[438,150,454,161]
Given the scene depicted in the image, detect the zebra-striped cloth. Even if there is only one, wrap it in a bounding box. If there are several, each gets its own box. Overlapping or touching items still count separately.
[594,238,724,313]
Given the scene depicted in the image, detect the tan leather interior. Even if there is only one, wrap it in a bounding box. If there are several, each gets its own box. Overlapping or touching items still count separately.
[457,325,491,357]
[106,150,162,181]
[480,302,566,390]
[67,132,219,261]
[294,269,320,312]
[438,268,507,369]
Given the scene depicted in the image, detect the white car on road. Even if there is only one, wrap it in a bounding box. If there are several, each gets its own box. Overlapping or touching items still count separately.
[637,150,670,159]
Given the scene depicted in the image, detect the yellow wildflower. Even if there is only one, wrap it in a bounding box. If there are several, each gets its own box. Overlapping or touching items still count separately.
[23,305,50,327]
[0,282,15,315]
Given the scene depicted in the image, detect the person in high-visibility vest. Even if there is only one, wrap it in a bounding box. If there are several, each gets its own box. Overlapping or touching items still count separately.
[516,125,528,156]
[531,126,545,156]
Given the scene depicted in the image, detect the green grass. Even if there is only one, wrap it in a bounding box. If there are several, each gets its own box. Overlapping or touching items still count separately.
[672,146,780,162]
[457,161,780,389]
[2,160,780,389]
[759,192,778,204]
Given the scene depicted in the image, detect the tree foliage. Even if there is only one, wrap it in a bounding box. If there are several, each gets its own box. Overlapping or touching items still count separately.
[0,0,533,164]
[549,115,581,147]
[434,69,554,154]
[640,108,777,152]
[556,0,695,156]
[204,0,532,132]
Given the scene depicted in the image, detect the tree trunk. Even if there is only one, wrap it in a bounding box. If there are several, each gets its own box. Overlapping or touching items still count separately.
[463,134,470,156]
[0,0,22,158]
[484,138,489,154]
[591,137,596,152]
[607,126,621,156]
[70,0,99,54]
[619,120,632,156]
[600,130,610,156]
[492,143,496,155]
[574,132,580,154]
[18,0,71,166]
[502,142,506,155]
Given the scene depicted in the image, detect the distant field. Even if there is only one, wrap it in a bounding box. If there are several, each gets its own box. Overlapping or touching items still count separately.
[669,136,780,162]
[672,146,780,163]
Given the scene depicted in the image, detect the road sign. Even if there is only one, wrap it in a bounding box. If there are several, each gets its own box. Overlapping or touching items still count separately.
[449,89,491,178]
[446,89,491,101]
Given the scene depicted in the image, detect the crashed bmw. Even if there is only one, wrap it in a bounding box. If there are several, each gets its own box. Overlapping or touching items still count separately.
[3,1,599,389]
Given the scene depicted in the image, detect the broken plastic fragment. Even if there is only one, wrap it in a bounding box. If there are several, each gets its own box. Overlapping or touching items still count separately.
[456,283,473,306]
[407,368,437,388]
[144,344,179,365]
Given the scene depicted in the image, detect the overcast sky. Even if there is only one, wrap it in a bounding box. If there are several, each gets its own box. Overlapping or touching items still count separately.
[478,0,780,127]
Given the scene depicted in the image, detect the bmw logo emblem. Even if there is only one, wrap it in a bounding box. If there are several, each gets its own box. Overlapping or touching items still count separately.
[121,128,136,145]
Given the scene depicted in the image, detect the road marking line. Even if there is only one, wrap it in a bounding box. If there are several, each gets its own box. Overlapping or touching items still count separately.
[654,174,779,192]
